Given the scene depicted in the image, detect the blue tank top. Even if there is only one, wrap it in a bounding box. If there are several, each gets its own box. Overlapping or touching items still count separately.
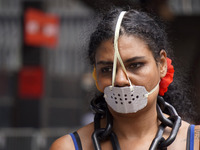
[186,124,195,150]
[69,132,82,150]
[70,125,196,150]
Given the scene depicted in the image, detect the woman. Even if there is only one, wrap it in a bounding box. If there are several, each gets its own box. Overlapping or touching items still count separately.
[50,8,199,150]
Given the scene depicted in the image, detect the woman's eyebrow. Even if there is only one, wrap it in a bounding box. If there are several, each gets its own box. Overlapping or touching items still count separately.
[125,56,145,63]
[96,61,113,65]
[96,56,145,65]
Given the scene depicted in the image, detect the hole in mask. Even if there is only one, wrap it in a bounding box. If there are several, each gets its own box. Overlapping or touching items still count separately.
[136,95,139,98]
[124,94,127,97]
[121,102,123,105]
[120,98,122,101]
[115,97,117,100]
[125,98,127,100]
[111,96,113,99]
[131,94,133,97]
[132,98,135,101]
[128,101,131,104]
[115,101,118,104]
[118,94,120,96]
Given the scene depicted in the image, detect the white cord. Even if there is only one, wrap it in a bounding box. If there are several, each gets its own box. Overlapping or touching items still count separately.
[112,11,133,90]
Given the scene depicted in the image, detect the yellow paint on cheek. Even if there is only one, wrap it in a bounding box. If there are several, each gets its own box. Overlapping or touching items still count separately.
[92,67,103,92]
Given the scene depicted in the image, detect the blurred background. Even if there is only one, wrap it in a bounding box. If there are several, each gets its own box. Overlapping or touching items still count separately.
[0,0,199,149]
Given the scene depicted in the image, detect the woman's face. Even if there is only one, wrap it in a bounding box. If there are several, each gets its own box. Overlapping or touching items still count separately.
[95,35,166,101]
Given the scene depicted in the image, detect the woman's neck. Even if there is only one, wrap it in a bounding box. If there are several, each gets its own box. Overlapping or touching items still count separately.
[110,103,159,140]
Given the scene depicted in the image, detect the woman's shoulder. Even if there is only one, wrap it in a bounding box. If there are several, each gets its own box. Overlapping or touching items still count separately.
[166,120,200,150]
[49,134,74,150]
[49,122,94,150]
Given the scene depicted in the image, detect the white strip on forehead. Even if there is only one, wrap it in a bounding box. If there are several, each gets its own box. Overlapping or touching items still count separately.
[112,11,133,88]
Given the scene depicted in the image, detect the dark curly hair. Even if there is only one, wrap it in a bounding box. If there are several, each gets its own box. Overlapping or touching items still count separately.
[88,8,196,123]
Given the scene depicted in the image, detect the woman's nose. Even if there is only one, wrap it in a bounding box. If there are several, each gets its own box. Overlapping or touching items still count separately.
[114,68,130,87]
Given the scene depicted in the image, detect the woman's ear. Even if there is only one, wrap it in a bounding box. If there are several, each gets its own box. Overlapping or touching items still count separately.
[159,50,167,78]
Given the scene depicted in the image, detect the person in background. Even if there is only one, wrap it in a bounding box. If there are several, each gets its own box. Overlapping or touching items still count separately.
[50,8,199,150]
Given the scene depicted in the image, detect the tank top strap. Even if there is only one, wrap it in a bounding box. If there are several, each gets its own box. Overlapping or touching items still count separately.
[69,131,83,150]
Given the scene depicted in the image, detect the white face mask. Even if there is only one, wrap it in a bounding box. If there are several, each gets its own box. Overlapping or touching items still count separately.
[103,11,159,114]
[104,83,159,113]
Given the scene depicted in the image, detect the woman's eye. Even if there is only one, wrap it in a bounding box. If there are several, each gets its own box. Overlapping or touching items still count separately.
[128,63,144,70]
[101,67,112,73]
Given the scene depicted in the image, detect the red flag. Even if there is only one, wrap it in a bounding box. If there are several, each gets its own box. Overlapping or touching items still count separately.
[24,8,59,48]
